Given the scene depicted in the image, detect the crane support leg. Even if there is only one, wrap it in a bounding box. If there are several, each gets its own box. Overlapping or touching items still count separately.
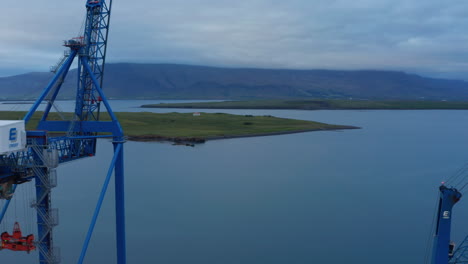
[31,133,60,264]
[36,169,53,264]
[432,185,462,264]
[78,143,124,264]
[114,142,126,264]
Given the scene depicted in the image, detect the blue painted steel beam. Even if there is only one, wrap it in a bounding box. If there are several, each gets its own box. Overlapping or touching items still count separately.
[80,57,123,138]
[24,50,78,124]
[114,142,126,264]
[80,58,121,126]
[42,53,77,122]
[38,120,120,133]
[57,135,113,140]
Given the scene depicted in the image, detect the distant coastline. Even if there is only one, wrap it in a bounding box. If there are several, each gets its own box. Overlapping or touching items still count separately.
[141,99,468,110]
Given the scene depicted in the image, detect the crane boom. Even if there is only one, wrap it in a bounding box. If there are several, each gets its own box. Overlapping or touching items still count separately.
[76,0,112,122]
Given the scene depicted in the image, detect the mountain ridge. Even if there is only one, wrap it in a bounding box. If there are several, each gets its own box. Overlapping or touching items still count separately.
[1,63,468,101]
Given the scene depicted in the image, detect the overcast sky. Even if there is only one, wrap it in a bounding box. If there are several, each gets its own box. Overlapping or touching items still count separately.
[1,0,468,79]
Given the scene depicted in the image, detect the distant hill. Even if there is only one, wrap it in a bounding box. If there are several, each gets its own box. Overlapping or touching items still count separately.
[2,63,468,101]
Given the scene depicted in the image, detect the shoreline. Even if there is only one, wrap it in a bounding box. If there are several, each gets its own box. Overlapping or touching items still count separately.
[0,110,358,145]
[126,125,359,144]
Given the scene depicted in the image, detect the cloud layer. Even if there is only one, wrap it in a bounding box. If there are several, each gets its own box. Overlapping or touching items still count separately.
[1,0,468,79]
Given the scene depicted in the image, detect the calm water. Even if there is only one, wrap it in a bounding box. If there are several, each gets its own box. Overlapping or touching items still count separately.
[3,102,468,263]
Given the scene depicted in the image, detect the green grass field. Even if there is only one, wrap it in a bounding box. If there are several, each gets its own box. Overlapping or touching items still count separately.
[141,99,468,110]
[0,111,356,140]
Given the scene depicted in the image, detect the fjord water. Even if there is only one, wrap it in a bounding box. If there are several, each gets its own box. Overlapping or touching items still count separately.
[4,101,468,263]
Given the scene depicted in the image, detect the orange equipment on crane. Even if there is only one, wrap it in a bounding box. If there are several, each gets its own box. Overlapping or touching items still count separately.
[0,222,36,253]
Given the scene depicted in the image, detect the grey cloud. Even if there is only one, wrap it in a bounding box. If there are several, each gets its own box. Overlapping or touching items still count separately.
[1,0,468,80]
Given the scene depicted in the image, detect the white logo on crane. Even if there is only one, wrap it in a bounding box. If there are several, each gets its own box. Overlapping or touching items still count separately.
[8,128,19,148]
[443,211,450,219]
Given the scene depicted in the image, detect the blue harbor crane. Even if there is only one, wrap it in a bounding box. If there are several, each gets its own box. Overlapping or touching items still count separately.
[429,183,468,263]
[0,0,126,263]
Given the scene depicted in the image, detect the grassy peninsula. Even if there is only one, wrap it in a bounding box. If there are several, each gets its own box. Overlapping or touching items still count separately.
[0,111,357,143]
[141,99,468,110]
